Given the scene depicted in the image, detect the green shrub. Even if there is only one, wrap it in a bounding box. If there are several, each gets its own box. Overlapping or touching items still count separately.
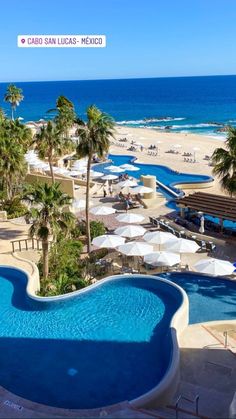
[89,248,108,263]
[71,220,106,240]
[48,238,83,281]
[0,198,28,219]
[90,220,106,240]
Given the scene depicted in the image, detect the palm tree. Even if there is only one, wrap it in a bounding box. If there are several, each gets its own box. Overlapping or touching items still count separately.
[23,182,75,280]
[212,126,236,197]
[5,118,32,152]
[76,105,115,252]
[48,95,76,138]
[4,84,24,120]
[0,136,26,199]
[33,121,73,183]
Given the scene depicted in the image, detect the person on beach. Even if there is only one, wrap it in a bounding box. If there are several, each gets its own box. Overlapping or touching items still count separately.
[109,184,113,196]
[103,185,107,198]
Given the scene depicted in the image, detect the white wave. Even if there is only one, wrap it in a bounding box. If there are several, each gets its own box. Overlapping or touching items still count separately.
[171,123,223,129]
[116,117,186,125]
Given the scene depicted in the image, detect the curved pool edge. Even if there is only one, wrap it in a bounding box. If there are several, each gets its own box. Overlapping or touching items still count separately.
[0,264,189,411]
[105,153,214,195]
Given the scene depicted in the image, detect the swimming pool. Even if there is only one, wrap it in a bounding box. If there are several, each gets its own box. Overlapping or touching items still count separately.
[159,272,236,324]
[96,154,213,198]
[0,267,184,409]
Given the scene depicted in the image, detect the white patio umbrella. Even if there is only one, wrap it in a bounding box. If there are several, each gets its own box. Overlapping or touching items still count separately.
[143,231,178,250]
[90,206,116,215]
[73,199,94,210]
[165,238,200,254]
[106,165,124,172]
[109,167,125,173]
[194,258,235,276]
[101,174,118,181]
[118,241,153,256]
[114,224,146,238]
[144,251,180,267]
[131,185,154,194]
[90,170,103,178]
[116,213,145,224]
[120,164,140,171]
[69,170,81,177]
[118,179,138,188]
[92,234,126,249]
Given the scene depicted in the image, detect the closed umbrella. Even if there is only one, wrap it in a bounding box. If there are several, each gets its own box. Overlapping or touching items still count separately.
[92,234,126,249]
[114,225,146,238]
[143,231,178,250]
[199,215,205,234]
[194,258,235,276]
[116,213,145,224]
[118,241,153,256]
[90,206,116,215]
[131,185,154,194]
[144,251,180,267]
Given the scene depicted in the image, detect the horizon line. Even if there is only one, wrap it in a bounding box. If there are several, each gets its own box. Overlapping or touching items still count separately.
[1,73,236,84]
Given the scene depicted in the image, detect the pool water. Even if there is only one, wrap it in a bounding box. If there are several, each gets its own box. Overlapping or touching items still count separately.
[0,268,181,409]
[96,154,212,198]
[97,155,236,231]
[159,272,236,324]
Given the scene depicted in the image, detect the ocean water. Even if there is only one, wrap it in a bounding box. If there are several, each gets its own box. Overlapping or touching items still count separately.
[0,75,236,137]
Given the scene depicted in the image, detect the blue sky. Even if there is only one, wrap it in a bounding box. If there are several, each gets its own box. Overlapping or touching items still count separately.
[1,0,236,82]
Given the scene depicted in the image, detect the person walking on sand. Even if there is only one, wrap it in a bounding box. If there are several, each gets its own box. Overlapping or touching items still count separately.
[103,185,107,198]
[109,183,113,197]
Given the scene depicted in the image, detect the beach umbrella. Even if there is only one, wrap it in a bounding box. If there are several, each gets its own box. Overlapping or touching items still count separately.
[69,170,81,177]
[101,174,118,181]
[118,179,138,188]
[194,258,235,276]
[106,165,124,172]
[114,224,146,238]
[73,199,94,210]
[173,144,182,149]
[109,167,125,173]
[90,206,116,215]
[143,231,178,250]
[131,185,154,194]
[120,164,140,171]
[90,170,103,178]
[92,234,126,249]
[165,238,200,254]
[118,241,153,256]
[144,251,180,267]
[116,213,145,224]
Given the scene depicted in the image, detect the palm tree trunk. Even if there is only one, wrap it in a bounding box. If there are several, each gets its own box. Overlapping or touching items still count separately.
[42,239,49,280]
[86,154,92,253]
[11,106,14,121]
[49,158,55,184]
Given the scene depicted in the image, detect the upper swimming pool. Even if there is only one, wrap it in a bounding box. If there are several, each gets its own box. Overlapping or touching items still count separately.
[96,154,213,198]
[0,267,183,409]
